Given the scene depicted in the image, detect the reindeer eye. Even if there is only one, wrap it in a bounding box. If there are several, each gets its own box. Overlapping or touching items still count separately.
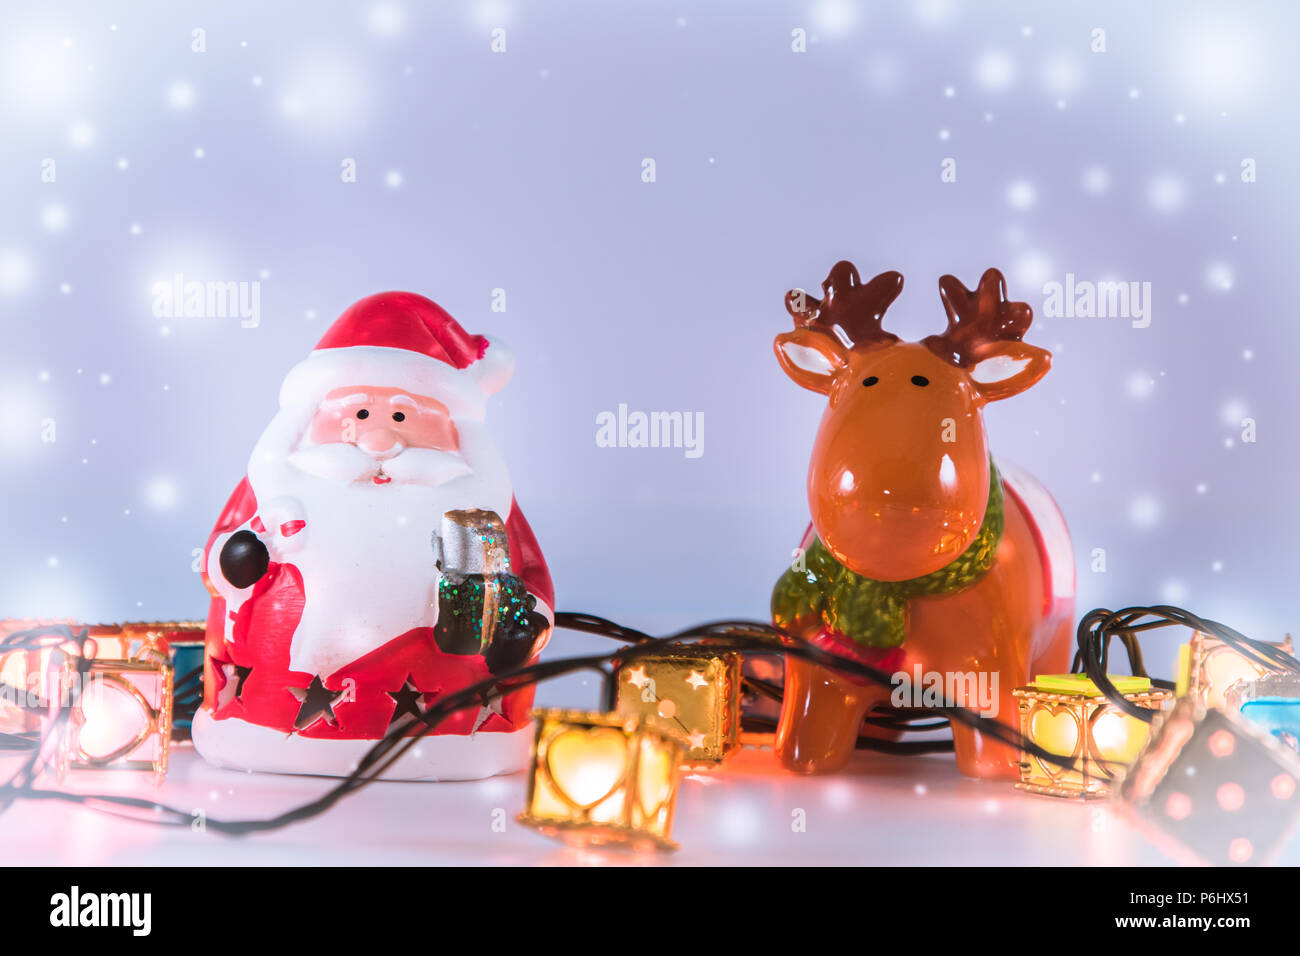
[911,375,930,387]
[862,376,879,387]
[392,412,406,422]
[356,409,370,419]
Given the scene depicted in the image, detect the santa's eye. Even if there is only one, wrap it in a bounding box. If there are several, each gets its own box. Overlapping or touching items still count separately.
[392,412,406,422]
[356,409,370,420]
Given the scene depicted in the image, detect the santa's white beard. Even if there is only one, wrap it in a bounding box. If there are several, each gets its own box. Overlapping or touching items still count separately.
[246,409,514,678]
[287,443,472,486]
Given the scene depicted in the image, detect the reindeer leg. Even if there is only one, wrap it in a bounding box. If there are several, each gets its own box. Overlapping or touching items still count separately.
[774,656,885,773]
[950,655,1027,781]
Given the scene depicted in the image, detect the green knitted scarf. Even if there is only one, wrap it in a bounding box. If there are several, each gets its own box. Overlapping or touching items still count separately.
[771,463,1005,651]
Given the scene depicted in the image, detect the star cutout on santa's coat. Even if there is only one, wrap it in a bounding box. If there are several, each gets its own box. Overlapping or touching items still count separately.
[685,731,707,751]
[288,676,344,731]
[626,666,649,689]
[685,670,708,690]
[386,676,425,726]
[472,690,507,735]
[211,656,252,710]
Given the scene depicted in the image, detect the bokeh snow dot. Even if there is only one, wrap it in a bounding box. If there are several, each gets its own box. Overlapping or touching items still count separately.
[366,2,406,37]
[0,250,33,294]
[145,477,179,511]
[167,81,196,110]
[280,50,371,133]
[1013,250,1053,289]
[1220,399,1249,427]
[1082,166,1111,195]
[1147,175,1186,214]
[67,121,95,149]
[974,51,1016,92]
[811,0,861,36]
[1006,180,1037,210]
[1126,371,1156,400]
[1205,262,1234,291]
[40,204,69,233]
[1042,54,1082,96]
[1129,496,1162,529]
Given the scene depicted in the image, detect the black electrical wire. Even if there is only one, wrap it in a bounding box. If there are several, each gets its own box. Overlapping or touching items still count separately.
[3,606,1294,836]
[1073,606,1299,721]
[0,617,1057,833]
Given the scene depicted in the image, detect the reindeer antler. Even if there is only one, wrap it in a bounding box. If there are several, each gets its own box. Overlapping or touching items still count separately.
[785,261,903,350]
[922,268,1033,367]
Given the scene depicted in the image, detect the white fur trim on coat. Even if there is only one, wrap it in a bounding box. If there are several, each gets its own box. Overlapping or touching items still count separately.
[192,710,533,780]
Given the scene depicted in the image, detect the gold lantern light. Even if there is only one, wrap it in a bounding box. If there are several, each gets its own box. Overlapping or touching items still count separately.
[82,620,206,663]
[0,646,42,735]
[0,618,77,734]
[58,636,173,783]
[612,643,741,767]
[518,708,684,851]
[1014,674,1173,799]
[1177,631,1294,711]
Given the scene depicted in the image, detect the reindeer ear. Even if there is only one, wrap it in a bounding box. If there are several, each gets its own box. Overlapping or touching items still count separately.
[774,328,849,394]
[970,341,1051,403]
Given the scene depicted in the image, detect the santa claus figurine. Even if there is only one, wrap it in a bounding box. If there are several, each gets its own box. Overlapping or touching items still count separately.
[193,292,553,780]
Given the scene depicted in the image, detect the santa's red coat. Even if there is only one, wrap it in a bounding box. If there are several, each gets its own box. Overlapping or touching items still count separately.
[200,477,554,739]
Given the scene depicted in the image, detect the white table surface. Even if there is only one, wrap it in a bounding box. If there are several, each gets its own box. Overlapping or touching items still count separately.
[4,739,1283,866]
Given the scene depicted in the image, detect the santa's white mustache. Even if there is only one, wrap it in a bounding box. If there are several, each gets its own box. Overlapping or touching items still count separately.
[287,442,473,486]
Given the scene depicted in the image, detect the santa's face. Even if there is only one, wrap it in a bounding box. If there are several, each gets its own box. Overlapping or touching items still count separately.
[288,386,474,488]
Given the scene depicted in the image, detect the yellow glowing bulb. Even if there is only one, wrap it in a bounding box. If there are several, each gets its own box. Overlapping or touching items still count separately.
[1091,711,1150,764]
[75,678,148,759]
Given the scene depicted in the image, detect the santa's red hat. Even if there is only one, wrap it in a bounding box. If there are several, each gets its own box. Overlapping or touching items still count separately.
[278,292,513,421]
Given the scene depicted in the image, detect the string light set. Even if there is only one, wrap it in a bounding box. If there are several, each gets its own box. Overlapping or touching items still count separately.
[1,605,1298,861]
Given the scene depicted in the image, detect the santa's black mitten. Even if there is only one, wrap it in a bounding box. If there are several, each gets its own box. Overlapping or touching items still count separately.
[484,609,549,675]
[220,530,270,589]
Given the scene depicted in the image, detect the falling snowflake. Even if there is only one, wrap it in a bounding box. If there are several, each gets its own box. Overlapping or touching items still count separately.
[40,204,69,232]
[1128,496,1161,529]
[0,249,33,294]
[167,80,196,110]
[1219,399,1249,427]
[1006,180,1037,210]
[145,477,179,511]
[810,0,860,36]
[1012,250,1053,288]
[1041,54,1082,97]
[67,120,95,149]
[1147,174,1186,214]
[974,51,1015,92]
[1205,262,1234,291]
[366,2,406,37]
[1125,371,1156,400]
[1082,166,1110,195]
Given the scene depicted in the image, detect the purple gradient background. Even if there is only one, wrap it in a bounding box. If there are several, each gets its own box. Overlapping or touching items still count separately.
[1,0,1295,683]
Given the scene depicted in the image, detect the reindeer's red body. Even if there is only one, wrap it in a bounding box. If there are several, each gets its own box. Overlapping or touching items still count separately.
[772,263,1075,778]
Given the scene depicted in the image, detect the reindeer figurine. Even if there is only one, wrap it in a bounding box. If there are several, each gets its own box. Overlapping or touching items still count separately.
[770,262,1075,779]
